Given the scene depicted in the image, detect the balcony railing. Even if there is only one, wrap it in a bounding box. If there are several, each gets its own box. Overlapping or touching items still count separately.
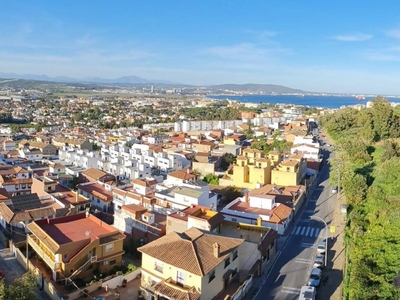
[27,235,59,270]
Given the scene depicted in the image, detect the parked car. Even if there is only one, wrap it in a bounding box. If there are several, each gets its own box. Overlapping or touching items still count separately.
[299,285,316,300]
[317,240,326,254]
[308,268,322,287]
[313,255,325,269]
[331,186,338,194]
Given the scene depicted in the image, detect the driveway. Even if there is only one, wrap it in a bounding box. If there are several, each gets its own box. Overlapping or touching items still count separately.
[0,243,26,285]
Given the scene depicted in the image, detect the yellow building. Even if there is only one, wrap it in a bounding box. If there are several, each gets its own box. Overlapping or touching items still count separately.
[139,227,244,300]
[27,212,125,283]
[267,150,282,166]
[271,154,307,186]
[219,148,272,190]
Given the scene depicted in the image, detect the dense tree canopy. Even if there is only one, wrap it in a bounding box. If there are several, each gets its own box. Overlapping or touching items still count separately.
[321,97,400,300]
[0,272,38,300]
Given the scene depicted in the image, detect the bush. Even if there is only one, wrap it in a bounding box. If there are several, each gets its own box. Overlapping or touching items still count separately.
[125,263,137,274]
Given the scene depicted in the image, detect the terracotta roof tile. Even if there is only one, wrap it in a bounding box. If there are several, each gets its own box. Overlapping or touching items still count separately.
[139,227,243,276]
[152,280,200,300]
[81,168,107,180]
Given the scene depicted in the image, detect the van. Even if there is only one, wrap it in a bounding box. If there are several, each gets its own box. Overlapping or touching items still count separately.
[299,285,316,300]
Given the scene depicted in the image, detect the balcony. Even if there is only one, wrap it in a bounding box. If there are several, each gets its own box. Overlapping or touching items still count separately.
[27,235,59,271]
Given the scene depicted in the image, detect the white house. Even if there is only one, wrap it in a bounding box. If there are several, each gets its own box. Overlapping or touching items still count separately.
[291,144,321,161]
[18,149,43,161]
[220,193,292,235]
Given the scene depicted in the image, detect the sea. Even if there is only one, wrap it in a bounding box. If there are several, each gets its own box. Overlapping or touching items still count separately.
[206,95,400,109]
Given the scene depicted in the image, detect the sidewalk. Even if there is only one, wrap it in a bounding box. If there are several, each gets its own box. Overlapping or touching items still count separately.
[318,193,346,300]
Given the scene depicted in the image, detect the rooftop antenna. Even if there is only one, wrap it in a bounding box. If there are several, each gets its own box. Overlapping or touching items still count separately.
[85,230,91,237]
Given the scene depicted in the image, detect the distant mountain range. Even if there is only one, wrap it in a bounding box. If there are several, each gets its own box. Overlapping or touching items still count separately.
[0,72,307,94]
[208,84,306,94]
[0,72,174,85]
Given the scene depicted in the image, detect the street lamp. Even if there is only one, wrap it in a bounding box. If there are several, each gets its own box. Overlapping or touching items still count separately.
[311,215,328,268]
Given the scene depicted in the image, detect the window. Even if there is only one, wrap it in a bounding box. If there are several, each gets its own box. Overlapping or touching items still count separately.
[110,259,116,265]
[233,250,238,261]
[224,257,230,268]
[97,199,100,203]
[286,167,290,172]
[231,218,237,222]
[155,261,163,273]
[232,268,237,277]
[209,270,215,283]
[105,243,114,253]
[176,270,186,286]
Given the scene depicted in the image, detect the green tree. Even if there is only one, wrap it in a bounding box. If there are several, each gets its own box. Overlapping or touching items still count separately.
[202,174,219,185]
[1,272,39,300]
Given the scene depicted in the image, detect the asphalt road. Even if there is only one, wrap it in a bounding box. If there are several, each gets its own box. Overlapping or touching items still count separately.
[255,148,336,300]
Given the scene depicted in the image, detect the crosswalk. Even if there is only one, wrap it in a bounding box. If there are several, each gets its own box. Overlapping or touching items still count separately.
[291,225,322,238]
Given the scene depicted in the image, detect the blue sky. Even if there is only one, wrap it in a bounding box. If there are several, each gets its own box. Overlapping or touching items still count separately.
[1,1,400,94]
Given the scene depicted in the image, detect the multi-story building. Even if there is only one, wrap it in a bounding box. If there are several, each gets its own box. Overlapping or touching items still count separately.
[77,182,114,212]
[58,147,99,169]
[139,227,244,300]
[17,149,43,161]
[219,148,272,190]
[166,205,224,234]
[27,213,125,282]
[291,144,321,161]
[220,193,293,235]
[0,165,32,196]
[31,175,91,215]
[113,203,166,243]
[0,193,59,233]
[271,154,307,186]
[2,140,16,151]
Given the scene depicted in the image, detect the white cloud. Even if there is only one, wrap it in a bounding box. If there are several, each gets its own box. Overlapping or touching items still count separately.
[385,28,400,39]
[332,33,372,42]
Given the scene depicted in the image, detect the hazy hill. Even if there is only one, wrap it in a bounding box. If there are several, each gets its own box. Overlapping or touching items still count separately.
[209,83,306,94]
[0,72,174,85]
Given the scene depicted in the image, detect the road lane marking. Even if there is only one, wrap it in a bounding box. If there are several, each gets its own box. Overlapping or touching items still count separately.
[301,242,316,248]
[295,226,301,235]
[304,210,314,213]
[305,227,310,236]
[309,228,315,237]
[301,227,306,235]
[295,260,311,264]
[295,258,311,261]
[314,228,321,238]
[281,286,301,294]
[298,219,310,223]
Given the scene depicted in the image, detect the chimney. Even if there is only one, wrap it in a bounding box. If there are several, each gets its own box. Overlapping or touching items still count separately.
[257,216,262,227]
[187,168,190,174]
[213,243,220,258]
[245,193,249,204]
[76,192,79,203]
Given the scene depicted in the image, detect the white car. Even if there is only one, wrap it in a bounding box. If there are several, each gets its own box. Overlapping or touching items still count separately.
[331,186,338,194]
[313,255,325,269]
[317,241,326,254]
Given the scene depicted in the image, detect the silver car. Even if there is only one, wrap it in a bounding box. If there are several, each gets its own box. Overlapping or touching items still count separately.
[313,255,325,269]
[308,268,322,287]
